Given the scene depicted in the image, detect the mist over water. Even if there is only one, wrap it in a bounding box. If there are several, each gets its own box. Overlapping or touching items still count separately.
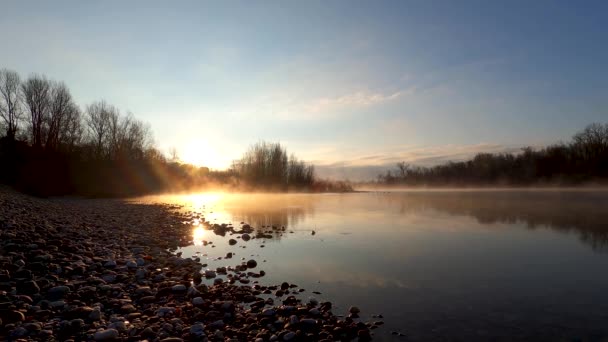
[135,189,608,341]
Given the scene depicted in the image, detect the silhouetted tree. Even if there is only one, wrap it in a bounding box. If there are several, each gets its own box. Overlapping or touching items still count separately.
[232,141,316,189]
[85,100,114,158]
[377,123,608,186]
[45,81,77,150]
[21,74,51,148]
[0,68,23,140]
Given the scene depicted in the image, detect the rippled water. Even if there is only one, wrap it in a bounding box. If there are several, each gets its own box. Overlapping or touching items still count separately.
[135,190,608,341]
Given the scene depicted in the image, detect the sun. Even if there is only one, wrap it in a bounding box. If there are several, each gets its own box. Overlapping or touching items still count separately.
[180,139,220,167]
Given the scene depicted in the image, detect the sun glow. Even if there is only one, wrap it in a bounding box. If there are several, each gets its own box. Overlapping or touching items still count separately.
[180,139,220,168]
[192,226,207,246]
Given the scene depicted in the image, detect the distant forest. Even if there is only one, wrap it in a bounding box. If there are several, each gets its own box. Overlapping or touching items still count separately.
[0,68,349,196]
[376,123,608,186]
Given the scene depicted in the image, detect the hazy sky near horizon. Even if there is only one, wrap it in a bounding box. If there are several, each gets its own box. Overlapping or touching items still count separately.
[1,1,607,178]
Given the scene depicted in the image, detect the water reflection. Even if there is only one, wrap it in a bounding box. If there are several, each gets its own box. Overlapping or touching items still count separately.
[374,191,608,252]
[140,190,608,252]
[137,190,608,341]
[192,226,207,246]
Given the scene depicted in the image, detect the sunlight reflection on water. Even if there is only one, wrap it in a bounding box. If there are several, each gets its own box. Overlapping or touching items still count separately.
[134,190,608,341]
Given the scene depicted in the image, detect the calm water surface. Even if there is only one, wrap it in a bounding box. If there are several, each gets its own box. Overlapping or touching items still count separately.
[135,190,608,341]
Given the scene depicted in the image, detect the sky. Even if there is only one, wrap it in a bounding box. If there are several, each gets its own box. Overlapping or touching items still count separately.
[1,1,607,180]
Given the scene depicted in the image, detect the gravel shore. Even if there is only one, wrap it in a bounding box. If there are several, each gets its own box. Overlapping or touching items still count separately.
[0,187,378,341]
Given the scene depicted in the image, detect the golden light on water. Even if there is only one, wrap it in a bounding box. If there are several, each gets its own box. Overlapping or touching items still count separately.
[192,226,207,246]
[187,192,223,211]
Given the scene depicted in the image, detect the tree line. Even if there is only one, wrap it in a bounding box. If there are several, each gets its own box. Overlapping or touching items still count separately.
[0,68,186,196]
[0,68,153,159]
[0,68,351,196]
[376,123,608,186]
[230,142,314,190]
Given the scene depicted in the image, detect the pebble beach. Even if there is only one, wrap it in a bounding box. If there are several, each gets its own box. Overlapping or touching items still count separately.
[0,187,380,341]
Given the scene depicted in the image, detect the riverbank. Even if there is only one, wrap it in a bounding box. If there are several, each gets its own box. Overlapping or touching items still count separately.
[0,187,377,341]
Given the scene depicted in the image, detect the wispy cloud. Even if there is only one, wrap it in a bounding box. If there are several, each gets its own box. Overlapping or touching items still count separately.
[310,143,529,180]
[304,88,412,113]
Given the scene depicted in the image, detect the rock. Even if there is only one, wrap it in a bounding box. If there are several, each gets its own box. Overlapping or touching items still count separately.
[47,285,70,299]
[209,319,224,328]
[241,233,251,241]
[10,326,28,337]
[300,318,317,327]
[126,260,137,268]
[120,304,137,313]
[70,318,85,328]
[24,322,42,332]
[89,308,102,321]
[204,270,216,278]
[228,239,237,245]
[357,329,371,341]
[349,306,360,314]
[157,307,175,317]
[283,331,296,340]
[190,322,206,337]
[262,308,276,316]
[246,259,257,268]
[192,297,204,306]
[4,310,25,323]
[49,300,66,309]
[108,321,127,332]
[19,280,40,295]
[94,328,119,341]
[69,306,94,319]
[103,260,117,268]
[171,284,187,293]
[135,268,146,279]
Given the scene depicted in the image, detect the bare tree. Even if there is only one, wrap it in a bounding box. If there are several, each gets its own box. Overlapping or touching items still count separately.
[45,81,76,150]
[59,102,83,151]
[85,100,113,158]
[106,107,122,158]
[572,122,608,160]
[122,117,152,159]
[22,74,51,147]
[169,146,180,162]
[0,68,23,140]
[396,162,409,179]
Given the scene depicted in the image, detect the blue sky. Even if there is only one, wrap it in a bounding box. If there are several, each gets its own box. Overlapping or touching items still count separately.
[1,1,606,179]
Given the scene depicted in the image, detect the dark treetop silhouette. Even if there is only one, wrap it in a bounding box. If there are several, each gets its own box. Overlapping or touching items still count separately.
[0,68,350,196]
[376,123,608,187]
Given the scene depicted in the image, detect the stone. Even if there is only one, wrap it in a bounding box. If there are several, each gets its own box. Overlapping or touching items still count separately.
[47,285,70,300]
[103,260,117,268]
[121,304,137,313]
[19,280,40,295]
[192,297,204,306]
[89,308,102,321]
[190,322,205,337]
[171,284,187,293]
[157,307,175,317]
[94,328,119,341]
